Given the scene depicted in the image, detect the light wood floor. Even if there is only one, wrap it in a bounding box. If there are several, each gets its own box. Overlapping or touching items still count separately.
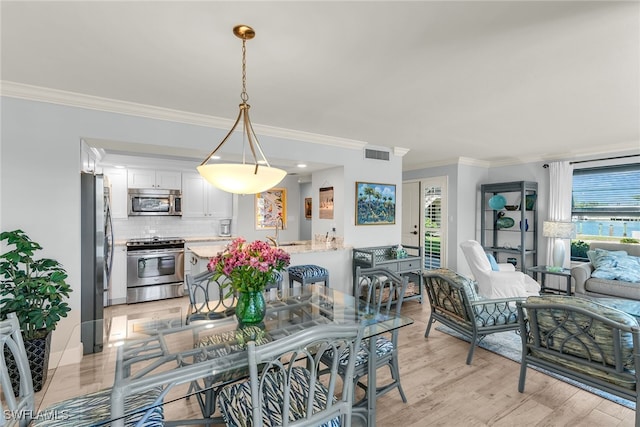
[36,295,636,426]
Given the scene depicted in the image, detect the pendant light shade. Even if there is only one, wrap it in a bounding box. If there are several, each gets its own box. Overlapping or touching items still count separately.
[197,163,286,194]
[198,25,286,194]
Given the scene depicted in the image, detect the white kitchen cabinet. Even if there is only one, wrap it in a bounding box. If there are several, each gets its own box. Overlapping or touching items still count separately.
[127,169,182,190]
[182,172,233,218]
[108,244,127,306]
[103,167,128,219]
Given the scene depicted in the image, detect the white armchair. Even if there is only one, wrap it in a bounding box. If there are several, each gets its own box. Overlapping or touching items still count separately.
[460,240,540,299]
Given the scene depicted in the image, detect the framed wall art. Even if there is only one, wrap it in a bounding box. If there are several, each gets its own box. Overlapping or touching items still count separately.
[319,186,334,219]
[255,188,287,229]
[304,197,312,219]
[355,182,396,225]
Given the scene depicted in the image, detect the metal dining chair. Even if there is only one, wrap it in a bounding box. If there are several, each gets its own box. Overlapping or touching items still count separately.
[184,270,282,419]
[185,271,236,324]
[0,312,164,427]
[324,266,409,411]
[1,313,35,427]
[217,324,364,427]
[186,270,283,324]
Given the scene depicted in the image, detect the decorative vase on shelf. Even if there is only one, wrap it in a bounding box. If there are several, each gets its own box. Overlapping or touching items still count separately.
[519,219,529,231]
[235,291,266,325]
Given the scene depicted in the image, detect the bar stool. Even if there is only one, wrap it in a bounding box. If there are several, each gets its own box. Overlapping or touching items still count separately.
[287,264,330,288]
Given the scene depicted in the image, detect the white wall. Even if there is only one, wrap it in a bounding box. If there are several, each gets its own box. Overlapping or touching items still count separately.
[342,156,404,247]
[1,96,405,363]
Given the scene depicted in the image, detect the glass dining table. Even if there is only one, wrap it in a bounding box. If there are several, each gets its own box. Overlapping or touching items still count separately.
[44,285,414,427]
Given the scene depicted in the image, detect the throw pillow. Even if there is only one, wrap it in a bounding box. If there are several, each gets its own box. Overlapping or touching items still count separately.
[486,253,499,271]
[589,248,628,269]
[592,254,640,283]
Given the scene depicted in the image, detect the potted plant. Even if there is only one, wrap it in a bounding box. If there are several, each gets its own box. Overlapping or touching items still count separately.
[0,229,72,392]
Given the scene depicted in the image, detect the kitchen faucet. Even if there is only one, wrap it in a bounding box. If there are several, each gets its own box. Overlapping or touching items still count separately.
[267,216,284,247]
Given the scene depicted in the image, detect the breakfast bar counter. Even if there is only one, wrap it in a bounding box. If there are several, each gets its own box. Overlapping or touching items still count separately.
[188,241,354,294]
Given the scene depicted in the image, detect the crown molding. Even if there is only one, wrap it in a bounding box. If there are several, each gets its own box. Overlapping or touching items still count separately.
[458,157,491,168]
[405,144,640,171]
[393,146,410,157]
[0,81,368,151]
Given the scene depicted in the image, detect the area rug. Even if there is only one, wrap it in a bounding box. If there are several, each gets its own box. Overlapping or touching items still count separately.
[435,325,636,409]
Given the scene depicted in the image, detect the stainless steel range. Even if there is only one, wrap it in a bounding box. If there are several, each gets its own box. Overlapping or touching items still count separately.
[126,237,185,304]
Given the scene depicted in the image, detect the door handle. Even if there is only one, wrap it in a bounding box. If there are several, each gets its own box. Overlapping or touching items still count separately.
[411,231,418,235]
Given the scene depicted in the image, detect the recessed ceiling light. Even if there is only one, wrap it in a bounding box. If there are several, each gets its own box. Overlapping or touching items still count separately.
[114,165,125,169]
[211,155,221,160]
[297,163,307,168]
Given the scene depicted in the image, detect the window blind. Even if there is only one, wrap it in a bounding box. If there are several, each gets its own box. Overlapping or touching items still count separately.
[572,164,640,216]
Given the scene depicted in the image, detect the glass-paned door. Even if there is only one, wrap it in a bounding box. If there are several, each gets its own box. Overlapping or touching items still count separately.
[424,178,446,270]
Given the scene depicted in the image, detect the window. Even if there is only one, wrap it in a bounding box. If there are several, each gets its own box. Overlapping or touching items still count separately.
[423,177,446,270]
[571,163,640,259]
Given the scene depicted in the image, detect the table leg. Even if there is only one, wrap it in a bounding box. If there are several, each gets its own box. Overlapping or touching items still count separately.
[368,335,376,426]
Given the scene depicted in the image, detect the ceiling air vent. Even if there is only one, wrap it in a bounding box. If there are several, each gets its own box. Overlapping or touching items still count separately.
[364,148,390,161]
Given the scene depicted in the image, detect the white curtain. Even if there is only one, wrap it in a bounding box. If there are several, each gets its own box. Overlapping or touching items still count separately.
[547,161,574,269]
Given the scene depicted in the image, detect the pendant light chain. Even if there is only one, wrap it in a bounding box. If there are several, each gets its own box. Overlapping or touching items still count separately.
[241,38,248,103]
[240,37,249,164]
[197,24,286,194]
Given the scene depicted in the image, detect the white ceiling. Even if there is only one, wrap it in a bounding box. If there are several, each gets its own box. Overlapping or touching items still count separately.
[1,1,639,171]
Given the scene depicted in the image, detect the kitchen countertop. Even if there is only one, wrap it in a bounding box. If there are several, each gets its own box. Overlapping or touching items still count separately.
[115,236,234,246]
[184,236,234,243]
[188,240,350,259]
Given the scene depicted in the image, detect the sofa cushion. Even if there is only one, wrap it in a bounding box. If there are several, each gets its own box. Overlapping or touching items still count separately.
[585,277,640,300]
[589,242,640,258]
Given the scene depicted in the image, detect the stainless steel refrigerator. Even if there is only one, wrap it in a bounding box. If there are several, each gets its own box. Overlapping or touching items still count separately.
[80,172,113,354]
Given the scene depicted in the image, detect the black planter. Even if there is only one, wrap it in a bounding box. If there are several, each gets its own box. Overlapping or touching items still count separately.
[5,331,52,394]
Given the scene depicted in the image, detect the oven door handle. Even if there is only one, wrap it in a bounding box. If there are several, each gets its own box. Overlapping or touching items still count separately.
[127,248,184,257]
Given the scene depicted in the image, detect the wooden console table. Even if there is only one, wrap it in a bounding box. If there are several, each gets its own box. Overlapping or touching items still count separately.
[352,245,423,303]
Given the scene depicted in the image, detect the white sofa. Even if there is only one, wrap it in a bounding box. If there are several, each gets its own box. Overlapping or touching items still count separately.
[571,242,640,301]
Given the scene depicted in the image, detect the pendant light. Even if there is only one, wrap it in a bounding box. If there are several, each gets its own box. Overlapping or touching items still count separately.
[197,25,286,194]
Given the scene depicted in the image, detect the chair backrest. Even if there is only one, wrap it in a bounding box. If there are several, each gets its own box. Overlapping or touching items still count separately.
[424,269,476,324]
[185,271,237,324]
[246,324,363,427]
[518,295,640,396]
[266,270,284,291]
[355,266,409,343]
[0,313,35,427]
[460,240,492,276]
[186,270,284,324]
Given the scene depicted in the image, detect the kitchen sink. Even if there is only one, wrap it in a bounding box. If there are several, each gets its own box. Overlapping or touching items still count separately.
[274,241,309,247]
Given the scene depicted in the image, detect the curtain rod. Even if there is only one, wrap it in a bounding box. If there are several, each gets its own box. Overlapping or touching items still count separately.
[542,154,640,168]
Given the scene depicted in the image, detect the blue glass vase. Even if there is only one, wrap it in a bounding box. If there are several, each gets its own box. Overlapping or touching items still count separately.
[236,291,266,325]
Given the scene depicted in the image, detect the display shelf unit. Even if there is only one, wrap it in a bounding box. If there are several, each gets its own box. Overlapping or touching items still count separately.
[352,245,423,304]
[480,181,538,274]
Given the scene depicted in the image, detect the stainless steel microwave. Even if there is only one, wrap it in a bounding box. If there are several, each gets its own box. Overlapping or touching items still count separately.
[128,188,182,216]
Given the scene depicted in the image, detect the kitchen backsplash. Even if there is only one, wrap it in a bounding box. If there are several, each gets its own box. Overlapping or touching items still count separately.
[113,217,228,240]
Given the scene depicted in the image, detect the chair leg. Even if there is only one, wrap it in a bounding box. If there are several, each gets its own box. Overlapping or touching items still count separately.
[518,359,527,393]
[424,314,435,338]
[390,357,407,403]
[466,332,479,365]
